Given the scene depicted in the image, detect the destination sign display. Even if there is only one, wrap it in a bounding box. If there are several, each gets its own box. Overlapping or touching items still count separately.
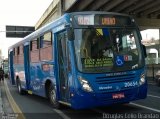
[74,14,133,26]
[101,17,116,25]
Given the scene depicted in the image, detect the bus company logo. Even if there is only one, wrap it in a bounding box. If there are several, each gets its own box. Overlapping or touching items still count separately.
[106,72,127,77]
[99,86,112,90]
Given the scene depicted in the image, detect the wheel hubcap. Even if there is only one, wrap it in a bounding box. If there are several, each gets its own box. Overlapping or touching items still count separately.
[18,84,21,92]
[50,89,56,104]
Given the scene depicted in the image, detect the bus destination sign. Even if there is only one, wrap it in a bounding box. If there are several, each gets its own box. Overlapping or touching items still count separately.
[101,17,116,25]
[74,14,133,26]
[77,15,94,25]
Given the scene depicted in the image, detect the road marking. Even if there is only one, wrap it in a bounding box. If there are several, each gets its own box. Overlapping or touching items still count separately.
[130,103,160,113]
[148,82,156,85]
[148,94,160,99]
[4,79,26,119]
[92,102,160,115]
[53,109,71,119]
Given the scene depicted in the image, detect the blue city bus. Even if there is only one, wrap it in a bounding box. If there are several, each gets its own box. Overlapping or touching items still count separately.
[8,11,147,109]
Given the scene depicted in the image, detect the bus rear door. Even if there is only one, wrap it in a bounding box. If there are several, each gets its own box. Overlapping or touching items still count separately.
[9,50,15,85]
[24,43,30,90]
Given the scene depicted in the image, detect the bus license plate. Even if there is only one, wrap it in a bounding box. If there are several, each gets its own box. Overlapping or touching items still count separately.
[112,93,125,99]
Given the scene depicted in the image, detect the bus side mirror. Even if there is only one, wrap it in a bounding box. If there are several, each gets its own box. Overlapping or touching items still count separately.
[142,44,147,58]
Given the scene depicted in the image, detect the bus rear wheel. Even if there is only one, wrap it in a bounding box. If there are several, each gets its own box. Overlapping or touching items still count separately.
[49,85,60,108]
[17,81,26,95]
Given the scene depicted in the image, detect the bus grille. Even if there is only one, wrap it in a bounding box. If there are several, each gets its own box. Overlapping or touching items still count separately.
[95,73,135,84]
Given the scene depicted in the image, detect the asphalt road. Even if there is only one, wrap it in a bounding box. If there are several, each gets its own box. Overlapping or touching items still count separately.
[2,79,160,119]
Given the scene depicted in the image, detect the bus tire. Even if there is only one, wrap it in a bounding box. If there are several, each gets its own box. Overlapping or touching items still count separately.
[49,85,60,109]
[17,81,26,95]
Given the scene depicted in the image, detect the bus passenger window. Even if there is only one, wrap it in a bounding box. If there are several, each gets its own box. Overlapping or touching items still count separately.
[40,32,53,61]
[19,45,23,55]
[30,38,40,62]
[32,39,38,50]
[41,32,52,48]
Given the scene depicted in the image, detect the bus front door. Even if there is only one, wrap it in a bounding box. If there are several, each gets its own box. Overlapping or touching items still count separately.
[57,31,69,101]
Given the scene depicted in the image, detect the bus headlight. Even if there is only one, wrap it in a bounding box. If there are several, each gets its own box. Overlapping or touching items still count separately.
[78,77,93,92]
[139,74,146,85]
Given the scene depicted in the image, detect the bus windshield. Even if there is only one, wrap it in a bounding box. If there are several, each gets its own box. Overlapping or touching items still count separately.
[74,28,143,73]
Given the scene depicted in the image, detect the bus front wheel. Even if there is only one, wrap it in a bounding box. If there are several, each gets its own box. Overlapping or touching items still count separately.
[49,85,60,108]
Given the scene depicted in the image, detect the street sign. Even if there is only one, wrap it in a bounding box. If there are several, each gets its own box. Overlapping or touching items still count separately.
[6,25,35,38]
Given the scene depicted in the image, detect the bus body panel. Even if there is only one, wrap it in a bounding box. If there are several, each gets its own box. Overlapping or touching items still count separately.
[29,62,55,97]
[69,68,147,109]
[71,84,147,109]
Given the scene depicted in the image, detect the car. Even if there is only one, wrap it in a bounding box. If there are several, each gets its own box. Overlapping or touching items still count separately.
[155,70,160,86]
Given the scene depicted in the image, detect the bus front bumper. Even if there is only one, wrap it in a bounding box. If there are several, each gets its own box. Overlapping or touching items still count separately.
[70,84,147,109]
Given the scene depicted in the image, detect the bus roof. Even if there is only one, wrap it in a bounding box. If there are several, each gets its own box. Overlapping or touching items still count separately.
[8,11,132,50]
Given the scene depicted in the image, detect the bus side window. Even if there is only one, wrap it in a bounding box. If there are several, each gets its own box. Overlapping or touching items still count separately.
[41,32,52,48]
[40,32,53,61]
[30,38,40,63]
[17,45,24,64]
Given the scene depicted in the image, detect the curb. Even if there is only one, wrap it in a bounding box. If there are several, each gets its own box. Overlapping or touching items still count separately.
[4,79,26,119]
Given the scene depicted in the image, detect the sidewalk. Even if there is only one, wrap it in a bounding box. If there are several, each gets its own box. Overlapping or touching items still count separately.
[2,79,25,119]
[0,79,15,115]
[0,81,4,114]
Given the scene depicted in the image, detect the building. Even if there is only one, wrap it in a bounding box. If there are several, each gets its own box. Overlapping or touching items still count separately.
[0,49,3,67]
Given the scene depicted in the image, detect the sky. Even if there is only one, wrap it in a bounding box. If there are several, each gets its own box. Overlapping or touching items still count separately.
[0,0,53,58]
[0,0,159,58]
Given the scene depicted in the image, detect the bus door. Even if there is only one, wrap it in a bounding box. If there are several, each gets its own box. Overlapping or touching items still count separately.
[57,31,69,101]
[9,50,15,85]
[23,43,30,90]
